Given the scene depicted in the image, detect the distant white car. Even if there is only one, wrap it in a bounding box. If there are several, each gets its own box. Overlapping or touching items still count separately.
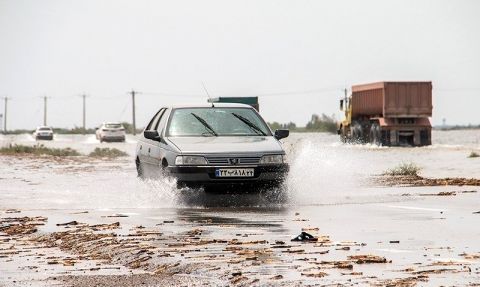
[96,122,126,142]
[33,126,54,140]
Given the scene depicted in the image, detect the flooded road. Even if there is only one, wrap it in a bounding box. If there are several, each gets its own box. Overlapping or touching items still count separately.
[1,131,480,286]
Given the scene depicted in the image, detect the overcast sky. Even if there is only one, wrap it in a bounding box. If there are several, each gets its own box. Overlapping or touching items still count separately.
[1,0,479,130]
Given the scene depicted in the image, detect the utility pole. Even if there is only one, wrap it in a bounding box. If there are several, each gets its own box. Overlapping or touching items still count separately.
[130,90,137,135]
[82,94,87,134]
[43,96,48,126]
[2,97,8,133]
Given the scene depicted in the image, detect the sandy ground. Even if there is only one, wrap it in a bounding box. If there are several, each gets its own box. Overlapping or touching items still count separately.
[1,132,480,286]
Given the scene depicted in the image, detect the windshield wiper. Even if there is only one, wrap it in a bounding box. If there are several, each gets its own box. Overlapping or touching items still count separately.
[191,113,218,136]
[231,113,267,136]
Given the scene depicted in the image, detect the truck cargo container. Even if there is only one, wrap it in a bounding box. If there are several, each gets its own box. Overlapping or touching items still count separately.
[208,97,259,111]
[338,82,432,146]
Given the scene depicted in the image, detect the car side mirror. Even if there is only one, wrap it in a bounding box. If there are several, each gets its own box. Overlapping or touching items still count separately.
[274,129,289,140]
[144,130,161,141]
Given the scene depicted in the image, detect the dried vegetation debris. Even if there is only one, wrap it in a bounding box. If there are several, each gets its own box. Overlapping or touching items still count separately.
[460,252,480,260]
[376,174,480,187]
[0,216,47,236]
[4,214,477,286]
[348,254,390,264]
[0,144,128,158]
[374,275,429,287]
[301,271,329,278]
[383,163,421,177]
[88,147,128,158]
[0,144,80,156]
[3,216,373,284]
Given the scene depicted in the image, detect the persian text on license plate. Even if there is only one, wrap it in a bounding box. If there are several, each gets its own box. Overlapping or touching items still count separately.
[215,168,254,177]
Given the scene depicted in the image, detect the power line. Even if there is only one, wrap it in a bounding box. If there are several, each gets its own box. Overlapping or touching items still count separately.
[250,87,344,97]
[117,99,130,120]
[139,86,345,98]
[140,91,204,97]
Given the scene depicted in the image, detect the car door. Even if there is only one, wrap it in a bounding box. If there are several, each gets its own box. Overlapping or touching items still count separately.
[148,108,171,169]
[138,109,163,166]
[143,108,166,169]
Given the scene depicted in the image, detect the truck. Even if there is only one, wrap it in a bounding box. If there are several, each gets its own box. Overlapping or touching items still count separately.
[207,97,259,111]
[338,81,433,146]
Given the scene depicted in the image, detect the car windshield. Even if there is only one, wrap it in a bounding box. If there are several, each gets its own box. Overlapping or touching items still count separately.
[167,108,271,137]
[39,127,51,131]
[105,124,122,128]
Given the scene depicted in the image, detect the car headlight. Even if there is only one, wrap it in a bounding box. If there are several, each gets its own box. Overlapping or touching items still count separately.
[260,154,284,164]
[175,155,207,165]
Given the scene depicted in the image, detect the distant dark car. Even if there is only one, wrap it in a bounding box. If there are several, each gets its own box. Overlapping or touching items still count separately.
[135,103,289,190]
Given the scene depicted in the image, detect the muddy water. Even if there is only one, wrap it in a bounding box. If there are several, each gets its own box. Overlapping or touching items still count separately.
[1,131,480,286]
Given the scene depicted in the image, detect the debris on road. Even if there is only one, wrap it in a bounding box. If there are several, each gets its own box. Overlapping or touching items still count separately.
[301,271,328,278]
[420,191,456,196]
[5,209,21,214]
[103,214,129,218]
[460,252,480,260]
[56,221,79,226]
[291,232,317,242]
[348,255,390,264]
[0,216,47,235]
[376,175,480,187]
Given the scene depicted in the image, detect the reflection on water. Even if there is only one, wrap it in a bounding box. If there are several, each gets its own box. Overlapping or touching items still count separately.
[175,208,288,230]
[174,186,288,208]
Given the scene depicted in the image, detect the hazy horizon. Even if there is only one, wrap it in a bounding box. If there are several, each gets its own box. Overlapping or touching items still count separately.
[1,0,479,130]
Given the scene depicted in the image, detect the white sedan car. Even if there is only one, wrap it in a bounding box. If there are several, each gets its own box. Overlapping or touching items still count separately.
[33,126,54,140]
[135,103,289,190]
[95,123,126,142]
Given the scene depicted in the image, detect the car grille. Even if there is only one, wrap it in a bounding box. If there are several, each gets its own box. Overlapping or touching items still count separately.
[206,156,261,165]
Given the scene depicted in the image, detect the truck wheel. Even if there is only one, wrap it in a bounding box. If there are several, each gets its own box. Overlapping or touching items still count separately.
[370,123,381,145]
[351,122,364,143]
[338,125,347,143]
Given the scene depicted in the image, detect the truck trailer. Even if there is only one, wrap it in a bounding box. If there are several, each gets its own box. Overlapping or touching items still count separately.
[338,81,433,146]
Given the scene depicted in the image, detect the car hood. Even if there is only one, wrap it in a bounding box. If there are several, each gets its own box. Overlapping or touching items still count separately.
[167,136,284,154]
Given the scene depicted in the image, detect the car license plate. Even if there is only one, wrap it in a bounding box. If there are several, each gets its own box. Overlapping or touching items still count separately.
[215,168,254,177]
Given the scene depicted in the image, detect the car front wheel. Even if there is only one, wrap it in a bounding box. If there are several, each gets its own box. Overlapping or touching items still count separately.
[136,158,144,178]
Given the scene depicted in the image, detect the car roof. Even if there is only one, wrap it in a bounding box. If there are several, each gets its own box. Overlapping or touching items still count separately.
[103,122,123,125]
[169,103,254,109]
[37,126,52,129]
